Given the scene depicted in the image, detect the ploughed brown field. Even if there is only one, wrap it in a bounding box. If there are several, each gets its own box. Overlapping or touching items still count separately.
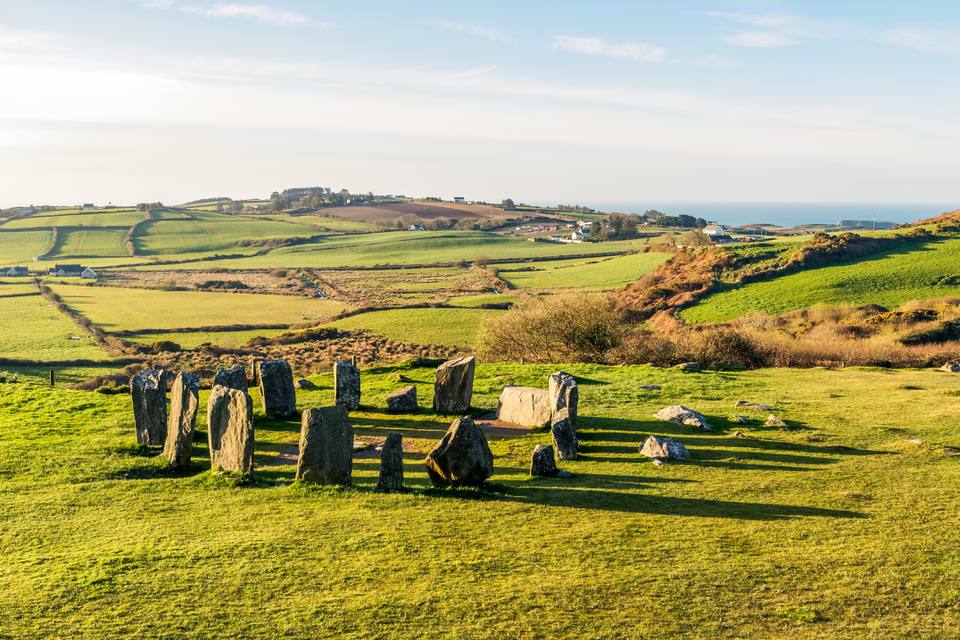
[320,201,507,222]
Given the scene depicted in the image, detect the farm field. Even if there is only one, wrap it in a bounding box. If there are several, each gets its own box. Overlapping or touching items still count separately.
[499,251,670,291]
[329,307,501,347]
[122,328,291,349]
[46,284,347,332]
[0,229,53,266]
[682,236,960,324]
[266,213,380,232]
[1,209,143,229]
[50,228,129,259]
[136,211,318,256]
[1,363,959,638]
[0,288,109,362]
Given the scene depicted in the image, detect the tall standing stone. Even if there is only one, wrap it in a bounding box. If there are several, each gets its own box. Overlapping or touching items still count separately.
[131,368,168,447]
[377,432,404,491]
[433,356,475,414]
[333,360,361,410]
[496,386,552,428]
[296,405,353,485]
[548,371,579,427]
[530,444,558,477]
[257,359,296,419]
[214,363,248,392]
[163,372,200,468]
[425,416,493,487]
[551,407,578,461]
[207,385,254,476]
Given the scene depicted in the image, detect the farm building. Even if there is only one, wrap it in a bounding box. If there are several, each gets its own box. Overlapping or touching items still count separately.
[408,224,425,231]
[81,267,98,279]
[703,224,729,236]
[5,266,28,277]
[49,264,84,277]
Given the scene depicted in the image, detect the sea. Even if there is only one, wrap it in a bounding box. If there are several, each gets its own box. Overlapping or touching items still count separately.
[581,202,958,228]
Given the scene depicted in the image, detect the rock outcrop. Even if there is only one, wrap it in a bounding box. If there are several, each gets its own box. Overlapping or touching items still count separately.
[296,405,353,485]
[257,359,296,419]
[376,432,404,491]
[131,368,168,447]
[496,386,552,429]
[425,416,493,487]
[207,385,254,476]
[640,435,690,461]
[163,371,200,468]
[386,385,418,412]
[653,405,713,431]
[433,356,475,414]
[333,360,360,410]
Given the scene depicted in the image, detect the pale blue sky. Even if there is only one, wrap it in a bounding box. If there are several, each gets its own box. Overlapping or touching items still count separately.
[1,0,959,207]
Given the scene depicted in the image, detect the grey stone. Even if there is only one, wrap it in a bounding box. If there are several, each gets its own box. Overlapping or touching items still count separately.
[207,385,254,476]
[940,361,960,372]
[530,444,558,477]
[550,408,578,461]
[730,415,749,424]
[639,384,662,391]
[548,371,578,427]
[640,435,691,461]
[333,361,360,410]
[163,372,199,468]
[735,400,775,411]
[425,416,493,487]
[257,359,296,419]
[496,386,552,428]
[296,405,353,485]
[377,432,404,492]
[675,362,701,372]
[214,363,248,392]
[386,385,418,412]
[131,368,168,447]
[653,405,713,431]
[433,356,475,414]
[766,414,787,427]
[296,378,318,390]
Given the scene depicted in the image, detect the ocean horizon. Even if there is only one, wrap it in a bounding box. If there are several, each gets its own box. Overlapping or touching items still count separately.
[579,202,958,227]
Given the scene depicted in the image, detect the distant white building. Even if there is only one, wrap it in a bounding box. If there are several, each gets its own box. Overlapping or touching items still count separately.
[407,224,425,231]
[5,266,28,277]
[703,224,728,237]
[81,267,98,279]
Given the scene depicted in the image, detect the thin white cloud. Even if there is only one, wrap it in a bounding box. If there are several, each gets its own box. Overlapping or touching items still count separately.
[552,35,665,62]
[722,31,797,48]
[430,20,513,44]
[143,2,328,28]
[0,24,57,53]
[878,27,960,55]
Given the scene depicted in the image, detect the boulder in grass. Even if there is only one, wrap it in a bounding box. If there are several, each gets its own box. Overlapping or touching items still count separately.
[207,385,254,477]
[940,361,960,373]
[296,405,353,486]
[433,356,475,414]
[766,414,787,427]
[735,400,775,411]
[496,386,552,429]
[653,405,713,431]
[333,360,360,410]
[425,416,493,487]
[640,435,690,461]
[550,408,578,461]
[257,359,297,419]
[674,362,701,372]
[296,379,318,390]
[131,368,168,447]
[548,371,579,426]
[214,363,248,392]
[163,372,200,469]
[530,444,558,477]
[377,432,404,492]
[386,385,418,413]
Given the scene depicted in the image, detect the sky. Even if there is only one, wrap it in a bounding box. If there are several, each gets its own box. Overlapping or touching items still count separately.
[1,0,960,208]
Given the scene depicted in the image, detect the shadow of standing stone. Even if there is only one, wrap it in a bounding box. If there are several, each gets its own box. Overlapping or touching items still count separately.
[297,405,353,486]
[257,359,297,419]
[334,360,360,410]
[433,356,475,414]
[377,432,404,491]
[207,386,254,477]
[164,372,199,469]
[131,368,168,447]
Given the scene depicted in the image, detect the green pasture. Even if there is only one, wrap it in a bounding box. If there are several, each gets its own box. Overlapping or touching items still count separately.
[267,213,381,232]
[1,209,143,229]
[46,284,347,332]
[446,292,518,307]
[1,363,959,638]
[330,307,501,347]
[499,251,669,291]
[123,328,290,350]
[683,235,960,323]
[137,211,318,255]
[0,229,53,266]
[51,228,129,259]
[0,290,108,362]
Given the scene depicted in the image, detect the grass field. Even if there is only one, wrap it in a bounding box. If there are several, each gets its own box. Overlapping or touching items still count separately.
[267,214,381,233]
[499,251,670,291]
[1,363,958,638]
[124,328,291,349]
[446,292,517,307]
[47,284,347,332]
[51,228,129,259]
[137,211,318,256]
[1,209,143,229]
[682,236,960,324]
[0,229,53,266]
[329,307,501,347]
[0,289,108,362]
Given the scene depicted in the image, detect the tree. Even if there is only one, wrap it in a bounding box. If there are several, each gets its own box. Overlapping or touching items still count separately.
[501,198,516,211]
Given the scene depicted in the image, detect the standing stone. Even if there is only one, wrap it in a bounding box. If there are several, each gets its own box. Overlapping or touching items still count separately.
[548,371,579,427]
[550,408,578,461]
[425,416,494,487]
[207,385,254,476]
[530,444,558,477]
[296,405,353,485]
[496,386,552,428]
[386,385,418,412]
[333,360,361,410]
[163,372,200,468]
[214,363,248,392]
[131,368,168,447]
[377,432,404,491]
[433,356,475,414]
[257,359,297,419]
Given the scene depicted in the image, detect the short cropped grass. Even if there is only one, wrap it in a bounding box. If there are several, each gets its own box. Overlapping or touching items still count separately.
[499,251,669,291]
[0,229,54,267]
[0,290,108,361]
[682,236,960,323]
[137,211,318,255]
[329,307,501,347]
[1,363,959,638]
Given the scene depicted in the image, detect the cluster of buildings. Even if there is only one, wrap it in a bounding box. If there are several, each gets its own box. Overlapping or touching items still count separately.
[4,264,98,278]
[548,220,596,244]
